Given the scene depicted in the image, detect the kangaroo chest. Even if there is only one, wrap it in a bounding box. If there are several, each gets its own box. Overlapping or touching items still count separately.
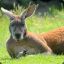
[11,39,43,55]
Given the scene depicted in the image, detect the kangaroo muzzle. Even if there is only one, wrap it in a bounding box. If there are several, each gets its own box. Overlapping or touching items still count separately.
[14,31,25,40]
[15,33,21,40]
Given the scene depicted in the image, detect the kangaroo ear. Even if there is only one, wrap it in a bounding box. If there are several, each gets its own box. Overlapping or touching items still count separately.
[1,7,15,19]
[21,4,38,19]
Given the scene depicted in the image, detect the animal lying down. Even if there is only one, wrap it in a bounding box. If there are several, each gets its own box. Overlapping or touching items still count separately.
[1,4,64,58]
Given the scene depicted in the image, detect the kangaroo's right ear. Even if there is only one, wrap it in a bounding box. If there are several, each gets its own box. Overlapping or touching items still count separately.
[1,7,15,19]
[21,4,38,19]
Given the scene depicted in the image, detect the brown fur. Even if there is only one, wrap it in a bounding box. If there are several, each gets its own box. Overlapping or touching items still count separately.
[7,26,64,58]
[2,4,64,58]
[7,31,52,58]
[40,27,64,54]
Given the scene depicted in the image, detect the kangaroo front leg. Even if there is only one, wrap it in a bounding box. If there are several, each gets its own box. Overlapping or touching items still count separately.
[32,36,53,54]
[42,40,53,54]
[16,50,27,58]
[40,39,53,54]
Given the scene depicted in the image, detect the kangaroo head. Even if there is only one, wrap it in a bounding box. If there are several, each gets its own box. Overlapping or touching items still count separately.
[1,4,38,41]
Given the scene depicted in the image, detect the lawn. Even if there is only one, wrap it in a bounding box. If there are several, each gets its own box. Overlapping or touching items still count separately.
[0,8,64,64]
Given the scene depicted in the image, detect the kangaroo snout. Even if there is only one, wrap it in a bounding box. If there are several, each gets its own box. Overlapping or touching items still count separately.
[15,33,21,40]
[15,32,24,40]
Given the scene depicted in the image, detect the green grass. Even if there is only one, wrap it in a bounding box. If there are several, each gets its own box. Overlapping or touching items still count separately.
[1,8,64,64]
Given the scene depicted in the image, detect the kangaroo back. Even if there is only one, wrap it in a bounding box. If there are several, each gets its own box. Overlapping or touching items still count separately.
[40,27,64,54]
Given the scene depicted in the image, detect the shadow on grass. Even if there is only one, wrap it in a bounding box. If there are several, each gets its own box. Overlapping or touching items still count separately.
[0,58,11,60]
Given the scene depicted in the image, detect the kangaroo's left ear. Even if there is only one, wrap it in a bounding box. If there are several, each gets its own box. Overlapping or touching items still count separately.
[21,4,38,19]
[1,7,15,19]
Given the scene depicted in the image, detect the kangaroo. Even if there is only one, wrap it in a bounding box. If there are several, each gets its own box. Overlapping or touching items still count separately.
[1,4,64,58]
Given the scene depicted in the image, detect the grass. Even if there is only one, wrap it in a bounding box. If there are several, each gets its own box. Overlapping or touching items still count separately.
[0,8,64,64]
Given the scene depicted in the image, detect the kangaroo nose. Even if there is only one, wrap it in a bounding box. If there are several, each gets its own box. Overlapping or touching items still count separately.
[15,33,21,39]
